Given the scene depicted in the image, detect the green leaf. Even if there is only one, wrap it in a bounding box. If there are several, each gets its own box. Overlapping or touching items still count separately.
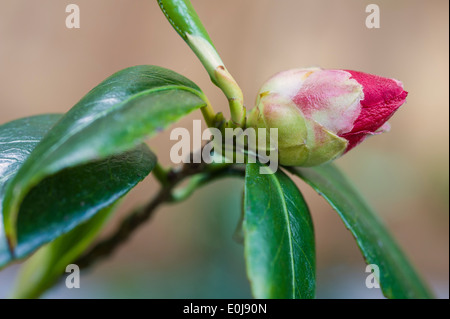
[2,65,206,255]
[0,115,156,267]
[0,114,62,266]
[13,145,154,261]
[244,163,315,299]
[11,202,118,299]
[290,164,433,299]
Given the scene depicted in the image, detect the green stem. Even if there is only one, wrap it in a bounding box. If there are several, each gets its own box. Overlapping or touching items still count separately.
[157,0,246,127]
[199,94,216,128]
[152,162,169,186]
[171,165,244,202]
[214,66,246,128]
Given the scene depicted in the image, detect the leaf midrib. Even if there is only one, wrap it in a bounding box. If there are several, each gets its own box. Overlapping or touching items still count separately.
[291,165,433,299]
[268,172,297,299]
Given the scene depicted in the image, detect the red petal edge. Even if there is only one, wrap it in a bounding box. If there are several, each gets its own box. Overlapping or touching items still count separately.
[340,70,408,151]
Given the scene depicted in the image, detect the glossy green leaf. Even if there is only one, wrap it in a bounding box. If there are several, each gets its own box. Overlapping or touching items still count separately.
[0,114,62,266]
[244,163,315,299]
[2,65,206,253]
[11,202,118,299]
[290,164,433,299]
[0,114,156,267]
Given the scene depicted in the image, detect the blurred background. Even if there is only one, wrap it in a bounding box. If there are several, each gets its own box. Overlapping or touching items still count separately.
[0,0,448,298]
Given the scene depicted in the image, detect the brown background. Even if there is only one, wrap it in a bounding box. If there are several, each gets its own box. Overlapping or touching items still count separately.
[0,0,448,298]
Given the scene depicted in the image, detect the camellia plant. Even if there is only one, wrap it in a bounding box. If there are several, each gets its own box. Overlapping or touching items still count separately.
[0,0,433,299]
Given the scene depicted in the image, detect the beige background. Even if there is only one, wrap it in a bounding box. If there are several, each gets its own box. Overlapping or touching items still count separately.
[0,0,448,298]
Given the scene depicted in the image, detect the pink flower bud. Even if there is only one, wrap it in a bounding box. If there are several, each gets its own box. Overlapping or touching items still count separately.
[247,68,407,166]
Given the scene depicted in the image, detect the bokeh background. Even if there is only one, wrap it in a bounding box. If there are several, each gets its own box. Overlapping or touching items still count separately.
[0,0,448,298]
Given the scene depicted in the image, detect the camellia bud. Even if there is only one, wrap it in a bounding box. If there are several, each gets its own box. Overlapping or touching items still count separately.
[247,68,408,166]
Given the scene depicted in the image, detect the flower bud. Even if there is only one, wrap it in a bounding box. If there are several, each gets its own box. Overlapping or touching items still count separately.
[247,68,407,166]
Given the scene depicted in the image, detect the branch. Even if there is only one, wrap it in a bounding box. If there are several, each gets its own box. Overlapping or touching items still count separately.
[75,159,244,270]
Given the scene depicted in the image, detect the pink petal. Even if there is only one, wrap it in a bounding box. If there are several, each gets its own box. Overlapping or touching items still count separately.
[292,69,364,135]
